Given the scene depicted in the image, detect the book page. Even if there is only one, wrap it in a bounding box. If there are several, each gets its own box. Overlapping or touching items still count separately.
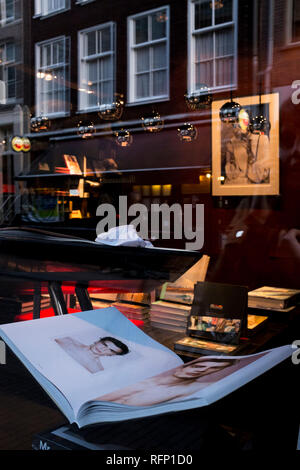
[0,307,182,417]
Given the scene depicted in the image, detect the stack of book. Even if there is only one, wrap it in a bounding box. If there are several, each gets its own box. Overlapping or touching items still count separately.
[0,295,51,323]
[89,292,151,323]
[248,286,300,312]
[150,300,191,333]
[150,300,192,332]
[150,255,210,333]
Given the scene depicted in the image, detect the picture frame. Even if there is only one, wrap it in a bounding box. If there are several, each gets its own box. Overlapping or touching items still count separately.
[211,93,280,196]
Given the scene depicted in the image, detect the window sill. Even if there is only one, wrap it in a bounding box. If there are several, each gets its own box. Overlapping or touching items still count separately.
[279,41,300,52]
[0,18,22,27]
[75,0,95,5]
[126,96,170,107]
[35,112,70,119]
[33,7,70,20]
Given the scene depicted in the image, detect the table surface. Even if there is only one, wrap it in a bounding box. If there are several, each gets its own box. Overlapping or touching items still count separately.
[0,314,298,450]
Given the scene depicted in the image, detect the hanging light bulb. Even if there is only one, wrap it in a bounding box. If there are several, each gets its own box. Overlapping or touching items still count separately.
[185,84,212,111]
[98,94,124,121]
[115,129,133,148]
[219,101,241,123]
[141,110,164,133]
[177,123,198,143]
[249,114,271,135]
[30,116,51,132]
[76,120,96,139]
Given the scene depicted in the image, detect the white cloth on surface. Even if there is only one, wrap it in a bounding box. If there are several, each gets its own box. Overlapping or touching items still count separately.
[95,225,153,248]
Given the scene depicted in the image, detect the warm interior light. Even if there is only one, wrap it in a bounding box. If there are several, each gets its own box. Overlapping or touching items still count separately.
[206,173,212,179]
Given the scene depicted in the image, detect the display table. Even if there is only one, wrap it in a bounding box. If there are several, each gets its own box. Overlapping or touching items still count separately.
[0,316,298,451]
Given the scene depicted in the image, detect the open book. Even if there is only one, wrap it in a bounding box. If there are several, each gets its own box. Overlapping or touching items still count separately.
[0,307,293,428]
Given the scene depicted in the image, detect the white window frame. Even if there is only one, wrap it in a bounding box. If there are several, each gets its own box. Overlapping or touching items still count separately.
[187,0,238,95]
[75,0,95,5]
[34,0,70,18]
[0,0,20,26]
[78,22,116,112]
[35,35,70,118]
[0,42,19,103]
[127,5,170,105]
[286,0,300,45]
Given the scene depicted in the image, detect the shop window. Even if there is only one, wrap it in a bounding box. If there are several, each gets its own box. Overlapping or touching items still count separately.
[188,0,237,93]
[35,36,70,117]
[0,42,20,102]
[128,6,170,104]
[78,22,116,111]
[0,0,20,25]
[34,0,70,17]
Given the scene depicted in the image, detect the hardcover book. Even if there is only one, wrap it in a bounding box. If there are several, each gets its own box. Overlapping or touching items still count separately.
[248,286,300,310]
[0,307,292,427]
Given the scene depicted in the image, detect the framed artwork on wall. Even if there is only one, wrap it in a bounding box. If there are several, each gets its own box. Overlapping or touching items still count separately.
[211,93,280,196]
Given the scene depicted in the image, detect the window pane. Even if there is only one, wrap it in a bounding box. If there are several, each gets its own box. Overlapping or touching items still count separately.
[195,33,213,61]
[151,10,166,40]
[216,56,233,85]
[196,60,213,88]
[215,0,233,25]
[153,43,166,69]
[87,61,97,82]
[215,28,234,57]
[136,47,150,72]
[101,80,113,103]
[136,72,150,98]
[195,0,212,29]
[102,56,112,80]
[101,27,111,52]
[135,16,148,44]
[153,69,167,95]
[292,0,300,42]
[6,43,15,62]
[87,31,96,56]
[58,40,65,63]
[88,83,98,106]
[6,0,15,19]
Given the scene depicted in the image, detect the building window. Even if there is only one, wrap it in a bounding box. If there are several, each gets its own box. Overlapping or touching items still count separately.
[35,36,70,116]
[34,0,69,17]
[128,6,170,104]
[0,42,20,102]
[288,0,300,44]
[78,22,116,111]
[188,0,237,93]
[0,0,20,26]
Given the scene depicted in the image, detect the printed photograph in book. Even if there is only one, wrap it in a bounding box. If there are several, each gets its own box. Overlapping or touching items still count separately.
[212,93,279,196]
[187,314,241,344]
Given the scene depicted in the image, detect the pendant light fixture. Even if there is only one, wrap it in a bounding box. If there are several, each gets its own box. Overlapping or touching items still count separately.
[249,83,271,135]
[141,110,164,133]
[98,94,124,121]
[115,129,133,148]
[177,123,198,142]
[76,120,96,139]
[185,84,212,111]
